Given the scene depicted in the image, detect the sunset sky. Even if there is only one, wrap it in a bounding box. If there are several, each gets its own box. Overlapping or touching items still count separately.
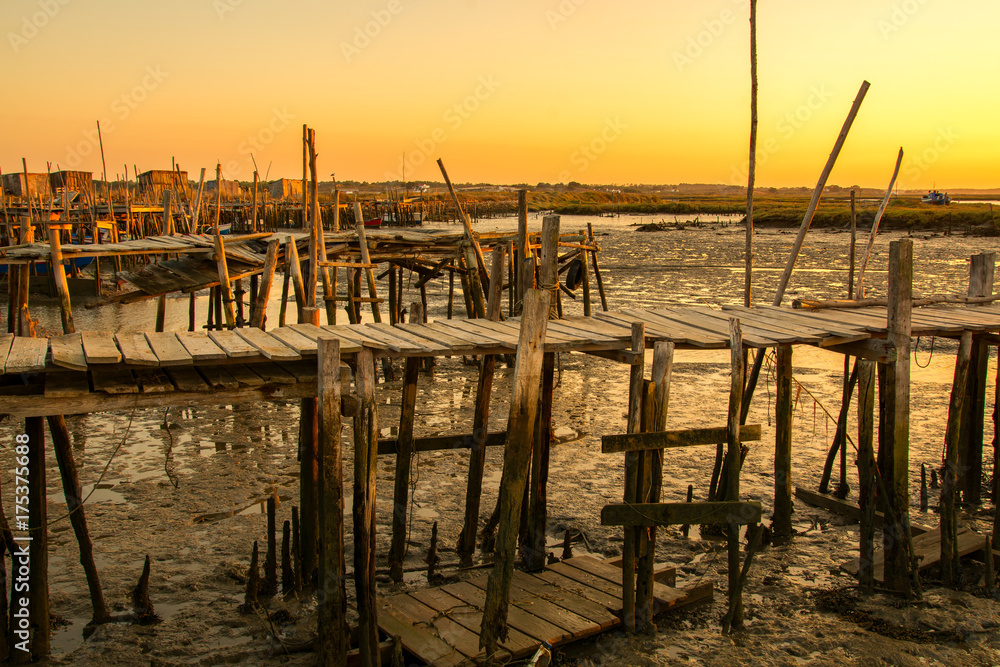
[2,0,996,189]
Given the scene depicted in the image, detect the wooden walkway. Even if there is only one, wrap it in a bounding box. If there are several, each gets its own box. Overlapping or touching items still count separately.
[3,304,1000,418]
[379,555,712,666]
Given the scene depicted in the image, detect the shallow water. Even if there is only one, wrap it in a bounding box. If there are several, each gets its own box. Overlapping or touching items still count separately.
[1,213,996,657]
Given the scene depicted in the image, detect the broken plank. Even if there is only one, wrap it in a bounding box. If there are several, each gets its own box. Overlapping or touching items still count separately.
[134,368,174,393]
[5,337,49,373]
[114,333,159,367]
[0,335,12,372]
[198,365,239,391]
[90,367,139,394]
[81,330,122,364]
[376,606,469,667]
[44,372,90,397]
[164,367,211,393]
[49,334,87,371]
[176,332,228,362]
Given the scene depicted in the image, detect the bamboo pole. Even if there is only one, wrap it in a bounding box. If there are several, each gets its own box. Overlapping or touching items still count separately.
[437,159,487,317]
[214,164,222,234]
[353,203,382,324]
[251,171,259,233]
[192,168,206,233]
[744,0,758,308]
[307,128,320,309]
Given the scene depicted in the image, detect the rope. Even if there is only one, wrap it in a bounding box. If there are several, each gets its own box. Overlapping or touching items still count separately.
[913,336,935,369]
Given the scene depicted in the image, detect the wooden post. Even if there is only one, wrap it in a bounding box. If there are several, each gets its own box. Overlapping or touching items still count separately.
[47,226,74,334]
[941,331,972,585]
[479,287,551,660]
[622,322,645,633]
[884,239,913,596]
[192,168,206,233]
[745,0,758,308]
[437,159,489,304]
[587,223,609,312]
[214,163,223,234]
[287,240,306,324]
[264,496,277,595]
[959,252,995,505]
[307,129,320,309]
[250,240,279,329]
[251,171,259,232]
[636,341,673,634]
[525,352,555,571]
[580,229,592,317]
[773,345,793,538]
[353,347,380,667]
[318,337,347,664]
[353,203,382,324]
[47,415,109,623]
[857,358,877,593]
[299,306,321,584]
[389,306,422,582]
[726,319,746,630]
[161,190,173,236]
[213,233,237,329]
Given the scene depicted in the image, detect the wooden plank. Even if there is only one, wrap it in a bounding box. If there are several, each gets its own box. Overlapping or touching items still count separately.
[650,308,776,347]
[378,431,506,456]
[378,606,473,667]
[384,594,488,661]
[546,320,620,345]
[90,368,138,394]
[601,501,763,527]
[199,365,239,390]
[755,306,872,340]
[234,327,301,361]
[368,322,447,353]
[464,574,598,643]
[319,324,389,350]
[49,334,87,371]
[822,338,895,363]
[544,562,623,604]
[225,364,265,387]
[175,332,227,362]
[144,332,194,367]
[793,487,932,535]
[722,305,850,339]
[603,424,762,453]
[114,333,159,367]
[532,569,621,610]
[559,315,633,338]
[510,571,618,630]
[207,329,260,358]
[286,323,363,354]
[134,368,174,393]
[408,586,536,658]
[564,556,693,611]
[164,367,211,393]
[0,335,13,373]
[275,360,317,383]
[596,311,717,347]
[448,319,520,347]
[396,322,476,352]
[80,330,122,364]
[5,337,49,373]
[686,305,813,343]
[443,579,570,648]
[267,326,318,357]
[841,527,981,581]
[254,362,297,385]
[44,372,90,397]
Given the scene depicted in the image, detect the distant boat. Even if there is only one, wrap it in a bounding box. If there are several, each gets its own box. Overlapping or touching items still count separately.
[364,217,382,229]
[921,190,950,205]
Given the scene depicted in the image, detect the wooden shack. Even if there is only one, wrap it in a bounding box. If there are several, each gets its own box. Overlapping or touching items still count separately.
[206,179,243,199]
[2,172,52,199]
[138,170,188,199]
[49,171,93,198]
[267,178,303,199]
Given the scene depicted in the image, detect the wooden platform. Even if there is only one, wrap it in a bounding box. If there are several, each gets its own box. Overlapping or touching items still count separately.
[840,526,985,582]
[380,555,712,666]
[3,304,1000,418]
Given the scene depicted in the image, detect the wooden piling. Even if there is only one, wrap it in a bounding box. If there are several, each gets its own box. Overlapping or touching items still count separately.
[941,331,972,586]
[622,322,645,633]
[26,416,49,658]
[318,337,347,664]
[884,239,913,596]
[264,496,277,596]
[959,252,995,505]
[525,351,555,571]
[250,240,279,329]
[281,520,292,592]
[286,239,306,324]
[857,358,877,593]
[213,233,237,329]
[389,308,421,582]
[587,223,609,312]
[47,415,109,623]
[726,319,746,630]
[47,226,74,334]
[773,345,793,538]
[353,347,380,667]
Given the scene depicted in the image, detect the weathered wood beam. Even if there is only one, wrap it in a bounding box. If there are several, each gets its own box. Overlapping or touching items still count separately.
[602,424,761,454]
[602,502,763,527]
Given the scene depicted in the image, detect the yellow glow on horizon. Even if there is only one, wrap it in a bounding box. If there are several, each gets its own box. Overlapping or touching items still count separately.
[3,0,999,190]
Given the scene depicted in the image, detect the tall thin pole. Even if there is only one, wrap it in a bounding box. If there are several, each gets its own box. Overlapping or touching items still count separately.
[744,0,758,309]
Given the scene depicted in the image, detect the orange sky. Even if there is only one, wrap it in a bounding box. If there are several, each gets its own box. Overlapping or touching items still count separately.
[3,0,997,189]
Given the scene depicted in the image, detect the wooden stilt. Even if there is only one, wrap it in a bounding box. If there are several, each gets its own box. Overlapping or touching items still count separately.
[389,307,421,582]
[318,337,347,664]
[525,352,555,571]
[942,331,972,586]
[214,234,237,329]
[458,353,498,565]
[291,506,302,591]
[278,264,290,328]
[47,416,109,623]
[47,226,74,334]
[857,358,877,593]
[25,416,49,658]
[298,307,321,585]
[240,541,260,613]
[353,347,380,667]
[622,322,645,633]
[250,240,279,329]
[580,229,592,317]
[287,240,306,324]
[587,223,609,312]
[681,485,694,538]
[263,496,277,596]
[188,292,196,332]
[959,252,995,505]
[725,319,746,631]
[884,239,913,596]
[773,345,793,538]
[281,520,292,592]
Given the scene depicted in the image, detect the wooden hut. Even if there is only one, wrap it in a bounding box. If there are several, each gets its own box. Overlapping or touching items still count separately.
[267,178,302,199]
[2,173,52,199]
[138,170,188,200]
[49,170,93,198]
[206,179,243,199]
